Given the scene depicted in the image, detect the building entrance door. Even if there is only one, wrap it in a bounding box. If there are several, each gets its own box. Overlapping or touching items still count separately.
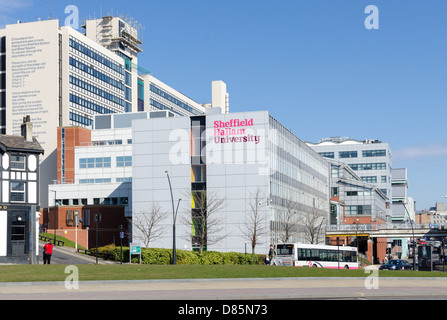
[9,212,28,255]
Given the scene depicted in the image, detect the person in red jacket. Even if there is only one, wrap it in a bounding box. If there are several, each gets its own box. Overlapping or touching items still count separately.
[43,240,54,264]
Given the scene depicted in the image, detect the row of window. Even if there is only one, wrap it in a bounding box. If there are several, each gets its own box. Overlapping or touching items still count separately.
[70,75,124,107]
[79,177,132,184]
[70,93,116,115]
[346,190,372,196]
[69,111,93,127]
[69,56,124,91]
[345,205,372,215]
[69,37,124,76]
[91,139,132,146]
[349,163,387,171]
[79,178,111,184]
[361,176,388,183]
[319,149,387,159]
[150,84,202,115]
[79,156,132,169]
[297,249,357,263]
[150,99,182,116]
[56,197,128,210]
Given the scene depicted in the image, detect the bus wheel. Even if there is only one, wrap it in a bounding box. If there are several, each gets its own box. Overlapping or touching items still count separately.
[344,265,349,269]
[313,264,318,268]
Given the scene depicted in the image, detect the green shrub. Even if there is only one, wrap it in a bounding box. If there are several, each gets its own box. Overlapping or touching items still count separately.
[92,245,266,265]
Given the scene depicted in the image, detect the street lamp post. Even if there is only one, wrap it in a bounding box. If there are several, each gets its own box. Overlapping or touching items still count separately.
[52,190,57,245]
[402,201,416,271]
[353,218,360,259]
[165,171,181,265]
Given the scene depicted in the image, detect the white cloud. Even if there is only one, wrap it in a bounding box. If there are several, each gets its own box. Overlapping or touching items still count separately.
[393,144,447,162]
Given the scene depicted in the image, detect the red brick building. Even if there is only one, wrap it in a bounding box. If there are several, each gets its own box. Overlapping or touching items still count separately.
[41,126,130,249]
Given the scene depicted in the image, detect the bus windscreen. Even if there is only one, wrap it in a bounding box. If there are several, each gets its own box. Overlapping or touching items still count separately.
[276,244,293,255]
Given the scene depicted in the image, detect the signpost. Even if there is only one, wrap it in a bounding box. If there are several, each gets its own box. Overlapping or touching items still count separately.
[129,244,141,264]
[119,224,124,264]
[94,213,101,264]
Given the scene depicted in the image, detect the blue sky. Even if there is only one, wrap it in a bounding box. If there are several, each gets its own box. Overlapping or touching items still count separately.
[2,0,447,210]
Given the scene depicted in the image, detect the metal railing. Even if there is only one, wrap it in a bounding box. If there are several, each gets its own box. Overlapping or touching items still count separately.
[326,222,432,232]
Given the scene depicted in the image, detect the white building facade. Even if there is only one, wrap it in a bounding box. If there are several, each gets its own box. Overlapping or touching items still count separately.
[0,17,228,207]
[132,110,330,254]
[307,137,393,221]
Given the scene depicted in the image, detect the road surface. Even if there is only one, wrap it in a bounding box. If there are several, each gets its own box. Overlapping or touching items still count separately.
[38,243,117,265]
[0,276,446,300]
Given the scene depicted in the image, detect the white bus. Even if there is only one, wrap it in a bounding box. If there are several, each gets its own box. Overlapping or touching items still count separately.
[273,243,359,269]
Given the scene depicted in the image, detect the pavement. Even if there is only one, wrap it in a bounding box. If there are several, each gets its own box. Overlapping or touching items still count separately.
[0,272,446,300]
[1,250,447,300]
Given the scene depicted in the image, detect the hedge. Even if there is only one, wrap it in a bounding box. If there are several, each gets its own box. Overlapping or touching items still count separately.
[89,244,266,265]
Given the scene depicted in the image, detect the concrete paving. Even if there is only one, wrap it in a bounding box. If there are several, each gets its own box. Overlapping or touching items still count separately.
[1,252,446,300]
[0,276,446,300]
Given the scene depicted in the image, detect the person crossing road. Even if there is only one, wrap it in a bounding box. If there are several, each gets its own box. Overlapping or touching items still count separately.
[43,240,53,264]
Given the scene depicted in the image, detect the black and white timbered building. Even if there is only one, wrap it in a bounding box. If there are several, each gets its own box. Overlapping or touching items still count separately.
[0,116,44,264]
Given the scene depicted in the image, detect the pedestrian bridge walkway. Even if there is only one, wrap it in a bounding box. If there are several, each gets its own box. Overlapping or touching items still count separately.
[326,223,447,238]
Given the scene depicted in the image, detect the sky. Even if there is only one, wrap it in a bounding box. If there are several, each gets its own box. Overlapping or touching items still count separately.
[1,0,446,211]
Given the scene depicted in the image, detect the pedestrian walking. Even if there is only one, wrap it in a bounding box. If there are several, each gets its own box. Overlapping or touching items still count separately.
[43,240,53,264]
[267,245,276,265]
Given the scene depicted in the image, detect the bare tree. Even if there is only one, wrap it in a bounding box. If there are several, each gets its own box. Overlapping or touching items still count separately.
[277,198,300,243]
[241,188,269,254]
[300,198,327,244]
[180,190,226,254]
[130,202,169,248]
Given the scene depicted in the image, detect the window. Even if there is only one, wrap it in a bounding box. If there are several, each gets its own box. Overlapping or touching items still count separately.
[330,204,337,225]
[11,221,25,241]
[345,205,372,215]
[331,166,339,178]
[339,151,357,158]
[361,176,377,183]
[381,176,387,183]
[82,209,90,227]
[10,182,25,202]
[319,152,334,159]
[10,155,25,170]
[116,156,132,167]
[363,149,386,157]
[192,165,206,182]
[79,157,111,169]
[66,210,74,226]
[349,163,386,171]
[331,187,339,197]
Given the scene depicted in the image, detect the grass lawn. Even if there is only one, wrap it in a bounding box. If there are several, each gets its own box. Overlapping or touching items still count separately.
[39,233,86,250]
[0,264,446,283]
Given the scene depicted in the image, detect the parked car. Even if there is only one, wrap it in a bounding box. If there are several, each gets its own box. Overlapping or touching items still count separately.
[379,259,413,270]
